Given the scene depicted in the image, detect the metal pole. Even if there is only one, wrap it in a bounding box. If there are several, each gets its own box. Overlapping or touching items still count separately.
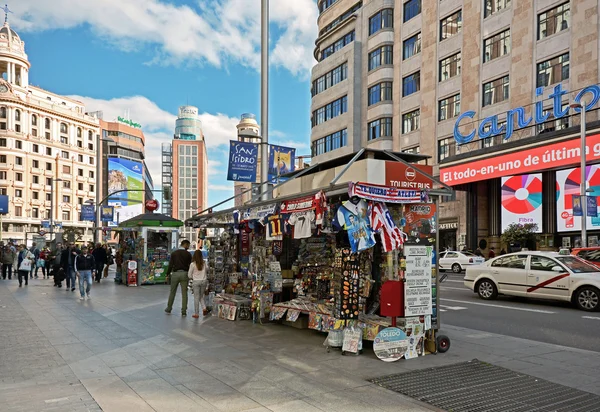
[581,102,587,247]
[96,132,101,243]
[260,0,270,201]
[49,178,54,240]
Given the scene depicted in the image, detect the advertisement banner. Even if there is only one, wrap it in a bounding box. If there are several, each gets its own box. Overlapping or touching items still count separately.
[404,245,433,317]
[441,132,600,186]
[0,194,7,214]
[100,206,115,222]
[373,327,409,362]
[227,141,259,182]
[108,158,144,225]
[385,162,433,189]
[557,166,600,232]
[589,197,598,217]
[81,205,96,222]
[280,195,315,213]
[349,182,423,203]
[500,174,543,233]
[402,204,436,244]
[268,145,295,183]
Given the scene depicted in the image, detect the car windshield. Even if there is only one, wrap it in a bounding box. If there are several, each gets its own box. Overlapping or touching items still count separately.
[555,256,599,273]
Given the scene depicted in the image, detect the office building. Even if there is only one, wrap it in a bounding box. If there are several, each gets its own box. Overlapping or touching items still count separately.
[0,20,99,243]
[312,0,600,250]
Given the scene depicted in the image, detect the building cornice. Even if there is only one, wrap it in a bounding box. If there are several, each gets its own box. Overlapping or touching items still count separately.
[0,95,100,128]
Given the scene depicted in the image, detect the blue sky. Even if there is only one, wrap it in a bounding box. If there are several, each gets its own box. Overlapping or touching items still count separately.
[13,0,317,208]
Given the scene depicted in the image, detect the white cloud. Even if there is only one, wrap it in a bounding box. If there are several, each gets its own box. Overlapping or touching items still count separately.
[13,0,318,76]
[208,160,223,176]
[270,139,309,151]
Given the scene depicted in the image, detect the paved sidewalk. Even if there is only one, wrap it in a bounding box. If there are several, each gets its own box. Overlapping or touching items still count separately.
[1,277,598,412]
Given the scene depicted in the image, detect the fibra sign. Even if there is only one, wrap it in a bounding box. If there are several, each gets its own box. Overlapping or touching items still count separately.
[453,84,600,145]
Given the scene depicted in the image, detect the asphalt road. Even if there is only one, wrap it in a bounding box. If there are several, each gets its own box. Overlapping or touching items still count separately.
[439,272,600,352]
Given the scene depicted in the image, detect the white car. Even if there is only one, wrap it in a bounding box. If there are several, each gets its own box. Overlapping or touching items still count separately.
[439,251,485,273]
[464,251,600,312]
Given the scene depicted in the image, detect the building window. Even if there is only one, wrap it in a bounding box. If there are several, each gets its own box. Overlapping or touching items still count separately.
[15,206,22,216]
[77,141,83,148]
[538,2,570,40]
[537,103,569,134]
[78,168,83,176]
[319,0,339,14]
[89,157,94,165]
[89,171,94,178]
[46,147,52,156]
[0,155,5,163]
[484,29,511,63]
[46,162,52,171]
[32,208,39,218]
[60,123,68,134]
[15,140,22,149]
[403,146,420,154]
[32,160,39,168]
[313,63,348,96]
[15,157,23,166]
[403,0,421,22]
[438,137,455,162]
[46,193,51,201]
[62,165,71,174]
[32,128,38,137]
[33,144,39,153]
[536,52,569,88]
[403,33,421,60]
[15,190,22,198]
[369,8,393,35]
[15,173,22,182]
[78,154,83,162]
[312,129,348,156]
[15,109,20,122]
[77,127,82,138]
[45,118,51,129]
[0,107,5,118]
[88,131,94,141]
[61,151,69,159]
[402,72,421,97]
[485,0,510,18]
[46,178,52,186]
[62,211,70,221]
[440,10,462,41]
[321,31,355,61]
[33,176,39,184]
[89,184,95,192]
[319,2,362,37]
[0,138,5,147]
[31,114,37,126]
[368,82,392,106]
[63,195,70,203]
[480,121,507,148]
[368,45,393,71]
[63,180,71,189]
[0,171,6,180]
[439,52,461,81]
[368,118,392,141]
[88,143,94,150]
[78,197,83,205]
[312,96,348,127]
[402,109,420,134]
[77,182,83,190]
[483,75,510,106]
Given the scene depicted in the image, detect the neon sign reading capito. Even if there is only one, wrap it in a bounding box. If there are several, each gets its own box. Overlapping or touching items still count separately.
[453,84,600,145]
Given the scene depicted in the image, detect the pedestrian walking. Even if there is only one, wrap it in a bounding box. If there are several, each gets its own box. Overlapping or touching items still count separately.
[75,247,95,300]
[488,247,496,260]
[104,245,113,278]
[165,240,192,316]
[17,245,34,287]
[115,245,125,284]
[91,243,107,283]
[29,242,40,279]
[1,243,15,279]
[188,250,209,318]
[38,247,49,278]
[61,243,80,292]
[52,244,65,287]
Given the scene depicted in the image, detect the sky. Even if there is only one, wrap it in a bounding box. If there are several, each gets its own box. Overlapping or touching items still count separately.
[12,0,317,208]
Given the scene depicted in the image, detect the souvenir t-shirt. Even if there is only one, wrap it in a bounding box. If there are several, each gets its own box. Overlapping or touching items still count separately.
[287,211,315,239]
[264,214,284,241]
[336,199,376,253]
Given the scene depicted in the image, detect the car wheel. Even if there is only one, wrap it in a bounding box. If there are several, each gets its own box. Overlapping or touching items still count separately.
[452,263,462,274]
[575,286,600,312]
[476,279,498,300]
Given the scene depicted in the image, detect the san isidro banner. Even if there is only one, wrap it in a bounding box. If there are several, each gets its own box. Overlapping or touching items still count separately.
[227,141,259,182]
[81,205,96,222]
[268,145,295,183]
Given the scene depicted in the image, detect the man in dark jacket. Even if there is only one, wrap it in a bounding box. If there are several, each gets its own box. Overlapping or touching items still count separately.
[92,243,107,283]
[30,242,40,279]
[75,246,96,300]
[165,240,192,316]
[61,243,80,292]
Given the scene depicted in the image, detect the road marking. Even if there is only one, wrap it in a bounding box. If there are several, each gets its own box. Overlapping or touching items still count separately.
[45,397,70,404]
[440,305,468,311]
[444,279,465,283]
[440,309,447,312]
[440,286,469,291]
[582,316,600,320]
[440,298,556,314]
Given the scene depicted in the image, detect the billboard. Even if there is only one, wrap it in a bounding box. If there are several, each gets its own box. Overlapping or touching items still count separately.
[268,145,295,183]
[0,195,8,214]
[557,166,600,232]
[81,205,96,222]
[501,174,543,233]
[227,141,259,182]
[108,158,144,225]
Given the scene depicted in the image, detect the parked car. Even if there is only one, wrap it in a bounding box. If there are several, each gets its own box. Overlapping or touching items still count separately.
[439,251,485,273]
[571,247,600,267]
[464,251,600,312]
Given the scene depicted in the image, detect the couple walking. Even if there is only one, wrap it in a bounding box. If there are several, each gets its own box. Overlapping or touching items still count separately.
[165,240,208,318]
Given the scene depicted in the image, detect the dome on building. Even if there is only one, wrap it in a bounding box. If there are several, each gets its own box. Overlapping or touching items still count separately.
[237,113,259,130]
[0,24,19,42]
[0,21,28,64]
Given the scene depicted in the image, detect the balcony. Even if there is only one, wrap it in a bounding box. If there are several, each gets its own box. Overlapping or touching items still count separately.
[62,188,72,194]
[14,181,25,188]
[45,185,51,191]
[76,175,86,182]
[31,198,43,206]
[0,163,8,170]
[31,183,42,190]
[0,179,7,185]
[31,167,42,174]
[13,164,24,171]
[76,189,86,196]
[87,177,96,183]
[44,169,54,176]
[61,173,73,179]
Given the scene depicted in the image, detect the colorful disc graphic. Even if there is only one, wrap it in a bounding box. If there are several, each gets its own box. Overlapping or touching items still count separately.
[501,175,542,214]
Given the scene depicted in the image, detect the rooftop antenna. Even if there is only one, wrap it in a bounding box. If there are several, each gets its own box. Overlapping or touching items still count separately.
[1,4,12,24]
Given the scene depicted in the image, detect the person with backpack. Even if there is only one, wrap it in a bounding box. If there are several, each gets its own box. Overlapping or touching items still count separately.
[29,242,40,279]
[75,246,96,300]
[1,243,15,280]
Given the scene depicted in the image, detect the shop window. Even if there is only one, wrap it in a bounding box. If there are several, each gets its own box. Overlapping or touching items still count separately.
[484,29,510,62]
[538,2,569,40]
[368,82,392,106]
[485,0,510,18]
[439,52,461,82]
[403,33,421,60]
[536,52,569,88]
[402,109,420,134]
[440,10,462,41]
[403,0,421,22]
[402,72,421,97]
[439,94,461,121]
[368,117,392,141]
[369,8,393,35]
[483,75,509,106]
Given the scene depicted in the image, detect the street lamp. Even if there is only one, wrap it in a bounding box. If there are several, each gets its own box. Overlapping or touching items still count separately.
[49,177,63,241]
[570,100,587,247]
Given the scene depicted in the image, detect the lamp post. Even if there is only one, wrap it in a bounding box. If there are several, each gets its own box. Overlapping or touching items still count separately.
[570,100,587,247]
[49,178,63,241]
[260,0,270,201]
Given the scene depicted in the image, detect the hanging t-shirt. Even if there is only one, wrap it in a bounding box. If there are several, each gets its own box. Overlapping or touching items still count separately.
[287,210,315,239]
[336,199,376,253]
[265,214,283,241]
[369,202,407,252]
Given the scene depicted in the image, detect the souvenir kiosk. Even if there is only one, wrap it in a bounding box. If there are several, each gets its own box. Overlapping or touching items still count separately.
[186,149,453,359]
[117,213,182,285]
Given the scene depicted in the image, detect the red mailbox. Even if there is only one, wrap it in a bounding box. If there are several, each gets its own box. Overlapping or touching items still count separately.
[380,280,404,326]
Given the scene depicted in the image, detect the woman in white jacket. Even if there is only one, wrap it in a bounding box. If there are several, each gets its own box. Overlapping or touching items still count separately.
[188,250,208,318]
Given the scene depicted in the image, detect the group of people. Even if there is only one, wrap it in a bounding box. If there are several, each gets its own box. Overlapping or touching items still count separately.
[0,242,51,285]
[164,239,209,319]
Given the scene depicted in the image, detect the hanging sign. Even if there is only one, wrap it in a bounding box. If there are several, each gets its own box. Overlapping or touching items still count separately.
[588,196,598,217]
[0,194,7,214]
[573,195,583,217]
[81,205,96,222]
[243,204,276,220]
[227,140,259,182]
[100,206,115,222]
[404,246,433,317]
[268,145,296,183]
[280,195,315,213]
[145,199,159,212]
[349,182,424,203]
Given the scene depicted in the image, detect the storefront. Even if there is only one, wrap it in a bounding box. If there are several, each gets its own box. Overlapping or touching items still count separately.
[440,90,600,251]
[439,221,458,251]
[187,149,453,359]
